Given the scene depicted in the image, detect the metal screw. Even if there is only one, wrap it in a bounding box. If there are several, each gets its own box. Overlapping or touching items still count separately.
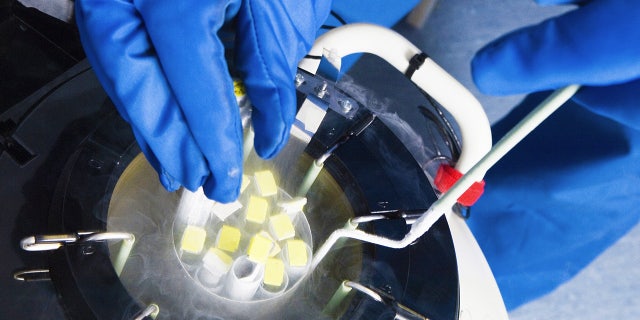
[316,81,329,99]
[88,158,104,170]
[380,284,393,295]
[377,201,390,209]
[295,73,305,87]
[81,245,95,255]
[338,99,353,113]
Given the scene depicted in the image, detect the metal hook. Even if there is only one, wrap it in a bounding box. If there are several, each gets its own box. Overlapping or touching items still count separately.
[20,231,134,252]
[13,269,51,282]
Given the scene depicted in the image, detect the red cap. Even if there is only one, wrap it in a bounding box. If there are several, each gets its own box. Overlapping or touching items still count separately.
[434,164,485,207]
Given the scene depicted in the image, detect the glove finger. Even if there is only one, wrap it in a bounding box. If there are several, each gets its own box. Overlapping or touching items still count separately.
[574,79,640,130]
[235,0,331,158]
[137,0,243,202]
[129,127,177,191]
[472,0,640,95]
[535,0,585,5]
[75,0,208,192]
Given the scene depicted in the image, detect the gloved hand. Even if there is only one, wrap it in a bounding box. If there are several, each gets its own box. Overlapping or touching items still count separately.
[472,0,640,129]
[75,0,331,202]
[469,0,640,309]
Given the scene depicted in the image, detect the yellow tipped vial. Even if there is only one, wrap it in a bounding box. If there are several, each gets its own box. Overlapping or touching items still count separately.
[233,79,246,98]
[180,225,206,254]
[269,214,295,241]
[264,258,285,287]
[247,233,274,263]
[216,225,241,253]
[286,239,308,267]
[254,170,278,197]
[246,196,269,224]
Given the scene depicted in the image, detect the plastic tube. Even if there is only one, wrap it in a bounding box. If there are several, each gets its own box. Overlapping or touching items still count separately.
[297,159,324,197]
[113,236,135,276]
[224,256,264,301]
[322,281,353,316]
[257,271,289,299]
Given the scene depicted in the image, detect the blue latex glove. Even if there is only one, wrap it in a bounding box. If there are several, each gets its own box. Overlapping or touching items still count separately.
[469,0,640,310]
[472,0,640,129]
[75,0,331,202]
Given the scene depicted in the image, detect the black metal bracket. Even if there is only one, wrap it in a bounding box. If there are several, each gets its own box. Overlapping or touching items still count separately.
[0,119,36,166]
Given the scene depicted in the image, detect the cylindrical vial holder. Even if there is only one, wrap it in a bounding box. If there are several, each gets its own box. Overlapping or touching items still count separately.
[257,271,290,299]
[224,255,264,301]
[283,242,312,284]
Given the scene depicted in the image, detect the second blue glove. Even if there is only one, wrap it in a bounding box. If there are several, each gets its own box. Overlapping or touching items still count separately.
[472,0,640,129]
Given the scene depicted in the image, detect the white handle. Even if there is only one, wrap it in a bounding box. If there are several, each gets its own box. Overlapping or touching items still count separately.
[300,23,492,174]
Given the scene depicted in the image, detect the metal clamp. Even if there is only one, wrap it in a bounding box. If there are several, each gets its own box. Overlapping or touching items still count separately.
[20,231,134,252]
[297,112,376,197]
[295,68,360,119]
